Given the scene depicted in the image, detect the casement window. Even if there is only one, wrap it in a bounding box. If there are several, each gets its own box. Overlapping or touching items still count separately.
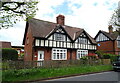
[78,38,88,44]
[52,48,67,60]
[35,39,39,46]
[54,33,65,41]
[117,36,120,48]
[96,33,109,42]
[77,50,88,59]
[17,50,20,54]
[117,41,120,48]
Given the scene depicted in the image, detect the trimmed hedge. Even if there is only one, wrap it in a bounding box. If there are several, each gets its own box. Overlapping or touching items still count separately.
[2,48,18,61]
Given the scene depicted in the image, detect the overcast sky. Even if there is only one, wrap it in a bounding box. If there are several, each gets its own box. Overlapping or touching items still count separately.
[0,0,119,46]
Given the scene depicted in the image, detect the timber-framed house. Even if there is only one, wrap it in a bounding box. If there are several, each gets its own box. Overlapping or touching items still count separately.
[23,15,97,61]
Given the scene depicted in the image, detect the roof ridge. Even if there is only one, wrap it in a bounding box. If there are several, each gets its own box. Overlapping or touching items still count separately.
[31,18,83,30]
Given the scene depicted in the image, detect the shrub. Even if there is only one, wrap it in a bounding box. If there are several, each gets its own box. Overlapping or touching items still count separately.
[102,53,110,59]
[2,48,18,61]
[95,51,104,59]
[102,53,118,63]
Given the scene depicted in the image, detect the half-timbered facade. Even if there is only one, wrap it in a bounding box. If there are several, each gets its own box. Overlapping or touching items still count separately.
[23,15,97,61]
[95,25,120,55]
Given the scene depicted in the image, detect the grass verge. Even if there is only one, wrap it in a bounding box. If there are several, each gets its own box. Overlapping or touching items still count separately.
[2,65,112,82]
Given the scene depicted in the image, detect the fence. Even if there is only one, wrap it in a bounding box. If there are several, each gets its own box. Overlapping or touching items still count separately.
[2,59,111,70]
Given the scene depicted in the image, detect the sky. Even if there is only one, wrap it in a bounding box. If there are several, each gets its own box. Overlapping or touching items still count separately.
[0,0,119,46]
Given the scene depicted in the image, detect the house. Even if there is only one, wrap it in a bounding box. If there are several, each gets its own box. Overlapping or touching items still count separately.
[0,41,12,48]
[23,15,97,61]
[94,25,120,55]
[12,46,24,59]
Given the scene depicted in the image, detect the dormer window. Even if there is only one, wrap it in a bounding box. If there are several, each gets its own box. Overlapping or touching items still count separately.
[78,38,88,44]
[54,33,65,41]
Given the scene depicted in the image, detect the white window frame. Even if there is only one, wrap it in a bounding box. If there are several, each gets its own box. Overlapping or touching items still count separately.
[79,38,88,44]
[35,39,39,46]
[52,48,67,60]
[54,33,65,41]
[77,50,88,59]
[117,40,120,48]
[117,36,120,48]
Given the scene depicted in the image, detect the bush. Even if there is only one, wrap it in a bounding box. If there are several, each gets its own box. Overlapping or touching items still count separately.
[95,51,104,59]
[102,53,118,63]
[102,53,110,59]
[2,48,18,61]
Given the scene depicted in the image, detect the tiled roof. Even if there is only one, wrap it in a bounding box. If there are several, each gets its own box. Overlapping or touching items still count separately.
[100,30,119,40]
[23,18,96,44]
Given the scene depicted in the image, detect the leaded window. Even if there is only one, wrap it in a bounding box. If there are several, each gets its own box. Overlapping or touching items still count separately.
[52,48,67,60]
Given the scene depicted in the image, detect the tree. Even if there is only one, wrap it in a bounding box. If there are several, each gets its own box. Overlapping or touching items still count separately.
[0,0,38,29]
[109,2,120,33]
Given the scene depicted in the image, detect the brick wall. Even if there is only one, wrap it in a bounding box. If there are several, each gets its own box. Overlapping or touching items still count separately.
[33,48,77,61]
[24,24,34,61]
[97,41,114,54]
[32,48,95,61]
[33,47,51,61]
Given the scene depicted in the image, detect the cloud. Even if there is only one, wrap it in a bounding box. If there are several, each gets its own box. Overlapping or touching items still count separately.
[64,0,119,37]
[0,21,26,46]
[0,0,119,46]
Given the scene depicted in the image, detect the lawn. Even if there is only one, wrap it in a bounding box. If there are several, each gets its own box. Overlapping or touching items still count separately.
[2,65,112,82]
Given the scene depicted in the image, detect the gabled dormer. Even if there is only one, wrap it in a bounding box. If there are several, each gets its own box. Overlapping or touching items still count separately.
[75,30,96,45]
[47,25,71,42]
[75,32,90,44]
[95,31,110,42]
[95,31,111,42]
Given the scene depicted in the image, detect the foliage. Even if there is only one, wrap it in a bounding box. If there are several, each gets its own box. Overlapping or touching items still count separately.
[2,48,18,61]
[102,53,118,63]
[102,53,111,59]
[109,6,120,34]
[80,56,88,60]
[0,0,38,29]
[95,50,104,58]
[2,65,112,82]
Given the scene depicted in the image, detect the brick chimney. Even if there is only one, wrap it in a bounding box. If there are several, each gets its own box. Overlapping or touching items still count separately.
[108,25,113,34]
[56,14,65,25]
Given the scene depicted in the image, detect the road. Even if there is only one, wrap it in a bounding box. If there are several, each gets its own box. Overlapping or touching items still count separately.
[32,71,120,83]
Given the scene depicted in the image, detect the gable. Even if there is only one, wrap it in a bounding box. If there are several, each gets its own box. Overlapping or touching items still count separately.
[75,31,91,44]
[48,27,71,42]
[117,36,120,40]
[95,32,110,42]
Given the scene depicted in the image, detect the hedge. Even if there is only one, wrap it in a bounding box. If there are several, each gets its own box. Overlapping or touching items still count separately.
[2,48,18,61]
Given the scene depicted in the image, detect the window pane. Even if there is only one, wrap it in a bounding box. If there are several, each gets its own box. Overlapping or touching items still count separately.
[77,50,88,59]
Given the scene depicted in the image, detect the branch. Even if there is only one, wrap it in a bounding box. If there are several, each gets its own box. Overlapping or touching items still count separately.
[2,1,25,14]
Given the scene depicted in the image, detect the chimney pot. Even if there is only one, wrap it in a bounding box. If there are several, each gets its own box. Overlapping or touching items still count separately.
[56,14,65,25]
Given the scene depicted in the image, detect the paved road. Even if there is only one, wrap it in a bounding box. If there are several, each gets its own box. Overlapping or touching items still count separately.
[32,71,120,83]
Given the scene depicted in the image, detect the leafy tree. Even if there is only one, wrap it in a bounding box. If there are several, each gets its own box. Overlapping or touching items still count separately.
[0,0,38,29]
[109,2,120,33]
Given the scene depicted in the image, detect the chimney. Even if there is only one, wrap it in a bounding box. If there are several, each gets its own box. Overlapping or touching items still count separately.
[56,14,65,25]
[108,25,113,34]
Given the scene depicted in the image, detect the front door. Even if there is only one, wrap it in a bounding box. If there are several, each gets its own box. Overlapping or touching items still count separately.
[38,51,44,61]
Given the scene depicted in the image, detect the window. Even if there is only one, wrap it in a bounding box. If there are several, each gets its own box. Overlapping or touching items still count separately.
[117,36,120,48]
[77,50,88,59]
[35,39,39,46]
[79,38,88,44]
[52,48,67,60]
[54,33,65,41]
[96,33,109,42]
[17,50,20,54]
[117,41,120,48]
